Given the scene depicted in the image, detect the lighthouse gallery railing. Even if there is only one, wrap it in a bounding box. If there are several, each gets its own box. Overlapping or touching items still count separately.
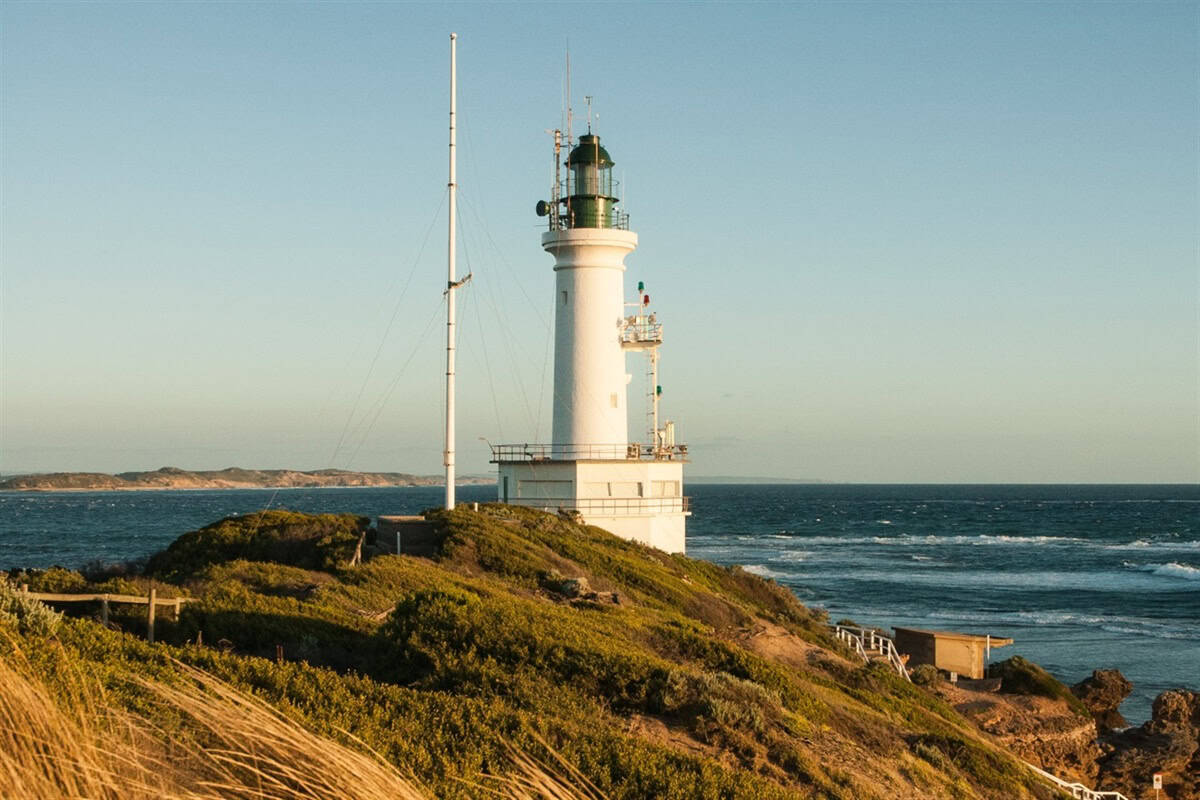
[490,443,688,463]
[502,495,691,515]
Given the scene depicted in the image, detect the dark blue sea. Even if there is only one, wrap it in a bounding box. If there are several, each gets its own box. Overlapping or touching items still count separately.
[2,483,1196,723]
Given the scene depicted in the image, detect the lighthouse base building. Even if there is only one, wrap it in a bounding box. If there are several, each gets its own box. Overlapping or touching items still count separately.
[494,457,687,553]
[492,132,688,553]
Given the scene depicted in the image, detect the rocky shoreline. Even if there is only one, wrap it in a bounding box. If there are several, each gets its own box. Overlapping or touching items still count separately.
[0,466,495,492]
[940,664,1198,799]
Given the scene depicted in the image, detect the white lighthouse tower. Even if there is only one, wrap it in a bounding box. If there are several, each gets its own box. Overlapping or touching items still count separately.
[491,130,689,553]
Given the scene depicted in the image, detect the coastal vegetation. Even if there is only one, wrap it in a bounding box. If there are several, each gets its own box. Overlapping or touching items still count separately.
[0,466,493,492]
[4,506,1055,799]
[989,656,1091,718]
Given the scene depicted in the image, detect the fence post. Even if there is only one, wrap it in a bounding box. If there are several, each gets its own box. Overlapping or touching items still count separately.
[101,595,109,626]
[147,588,157,643]
[174,598,182,621]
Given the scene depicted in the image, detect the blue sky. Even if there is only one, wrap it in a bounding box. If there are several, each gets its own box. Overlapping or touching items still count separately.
[2,2,1196,482]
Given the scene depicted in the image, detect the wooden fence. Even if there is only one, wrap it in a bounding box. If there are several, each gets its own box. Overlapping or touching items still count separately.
[18,585,193,644]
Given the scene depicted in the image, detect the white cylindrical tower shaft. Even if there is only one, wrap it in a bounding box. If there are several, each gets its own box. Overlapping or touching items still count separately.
[544,228,637,454]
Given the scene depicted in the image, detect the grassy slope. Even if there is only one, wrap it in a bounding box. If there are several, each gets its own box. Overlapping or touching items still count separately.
[5,506,1052,800]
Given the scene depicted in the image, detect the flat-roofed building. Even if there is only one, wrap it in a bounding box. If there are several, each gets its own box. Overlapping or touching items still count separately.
[893,627,1013,680]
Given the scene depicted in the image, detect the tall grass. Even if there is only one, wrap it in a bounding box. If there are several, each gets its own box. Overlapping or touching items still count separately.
[0,651,598,800]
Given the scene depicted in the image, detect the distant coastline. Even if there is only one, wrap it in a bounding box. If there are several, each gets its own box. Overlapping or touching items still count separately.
[0,466,495,492]
[687,475,828,484]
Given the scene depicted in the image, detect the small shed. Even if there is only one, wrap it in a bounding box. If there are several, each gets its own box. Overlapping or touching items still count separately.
[892,627,1013,680]
[377,515,440,557]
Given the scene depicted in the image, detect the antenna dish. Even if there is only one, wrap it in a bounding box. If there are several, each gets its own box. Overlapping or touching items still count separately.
[536,200,550,217]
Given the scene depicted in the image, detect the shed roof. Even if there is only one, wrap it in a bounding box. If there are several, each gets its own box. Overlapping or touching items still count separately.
[893,627,1013,646]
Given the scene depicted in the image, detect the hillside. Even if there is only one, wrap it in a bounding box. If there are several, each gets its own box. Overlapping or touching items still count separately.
[3,506,1062,799]
[0,466,494,491]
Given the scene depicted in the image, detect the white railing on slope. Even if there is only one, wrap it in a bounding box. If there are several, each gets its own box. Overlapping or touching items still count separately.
[1024,762,1130,800]
[832,625,910,681]
[833,625,868,661]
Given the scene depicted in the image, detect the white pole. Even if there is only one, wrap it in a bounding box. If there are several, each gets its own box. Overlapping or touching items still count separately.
[651,348,659,450]
[444,32,457,510]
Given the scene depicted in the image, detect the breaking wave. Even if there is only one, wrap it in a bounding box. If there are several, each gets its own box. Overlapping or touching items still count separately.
[1104,539,1200,551]
[741,564,790,580]
[752,533,1088,547]
[1134,562,1200,582]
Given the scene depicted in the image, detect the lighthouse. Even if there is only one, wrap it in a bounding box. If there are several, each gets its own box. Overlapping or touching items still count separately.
[491,130,689,553]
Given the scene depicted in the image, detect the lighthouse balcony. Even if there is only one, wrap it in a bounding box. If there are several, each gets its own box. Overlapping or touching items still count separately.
[489,442,687,463]
[504,495,691,516]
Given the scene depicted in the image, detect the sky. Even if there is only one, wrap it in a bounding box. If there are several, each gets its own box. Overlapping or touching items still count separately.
[2,2,1197,483]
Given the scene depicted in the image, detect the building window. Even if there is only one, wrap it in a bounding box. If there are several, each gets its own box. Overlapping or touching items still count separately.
[561,290,568,305]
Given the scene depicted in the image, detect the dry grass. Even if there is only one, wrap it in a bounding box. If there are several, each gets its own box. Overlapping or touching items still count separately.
[0,654,178,799]
[0,650,601,800]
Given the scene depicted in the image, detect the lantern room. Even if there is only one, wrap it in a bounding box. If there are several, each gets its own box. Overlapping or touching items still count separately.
[566,134,620,229]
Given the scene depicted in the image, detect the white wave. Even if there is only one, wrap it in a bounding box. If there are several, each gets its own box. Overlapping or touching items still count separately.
[1138,562,1200,582]
[1105,539,1200,551]
[760,533,1088,547]
[741,564,790,580]
[837,606,1198,642]
[772,550,813,563]
[1098,624,1194,640]
[707,532,1200,551]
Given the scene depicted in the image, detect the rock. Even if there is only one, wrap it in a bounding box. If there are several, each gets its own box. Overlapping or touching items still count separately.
[560,576,591,597]
[540,570,593,599]
[1098,689,1200,800]
[1153,689,1200,730]
[1073,669,1133,733]
[934,680,1103,784]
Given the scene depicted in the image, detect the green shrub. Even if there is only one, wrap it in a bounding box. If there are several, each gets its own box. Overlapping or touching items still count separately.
[9,566,88,593]
[0,579,61,636]
[911,664,940,686]
[145,511,369,579]
[990,656,1090,717]
[909,733,1034,796]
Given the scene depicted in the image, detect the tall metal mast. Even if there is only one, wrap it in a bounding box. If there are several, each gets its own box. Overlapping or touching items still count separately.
[444,32,457,510]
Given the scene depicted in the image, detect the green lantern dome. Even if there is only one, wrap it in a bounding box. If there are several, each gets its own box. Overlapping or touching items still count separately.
[567,134,614,167]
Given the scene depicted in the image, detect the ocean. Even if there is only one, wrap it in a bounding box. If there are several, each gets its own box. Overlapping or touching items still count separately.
[2,483,1196,723]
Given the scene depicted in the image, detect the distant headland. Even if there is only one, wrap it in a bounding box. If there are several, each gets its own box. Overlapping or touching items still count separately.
[0,466,495,492]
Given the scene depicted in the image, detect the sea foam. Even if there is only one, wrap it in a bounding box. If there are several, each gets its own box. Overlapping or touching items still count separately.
[1140,562,1200,581]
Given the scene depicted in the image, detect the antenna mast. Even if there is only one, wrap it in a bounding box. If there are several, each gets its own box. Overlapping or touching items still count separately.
[444,32,458,510]
[565,50,573,145]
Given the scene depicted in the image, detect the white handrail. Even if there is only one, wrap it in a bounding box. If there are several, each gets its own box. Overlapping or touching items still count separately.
[1024,762,1130,800]
[831,625,910,681]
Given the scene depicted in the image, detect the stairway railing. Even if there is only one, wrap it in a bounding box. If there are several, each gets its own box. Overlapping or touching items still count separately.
[1024,762,1130,800]
[831,625,910,681]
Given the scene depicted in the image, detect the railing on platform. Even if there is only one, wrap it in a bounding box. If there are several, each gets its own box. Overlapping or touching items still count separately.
[831,625,911,681]
[620,317,663,346]
[506,496,690,515]
[490,442,688,463]
[1024,763,1130,800]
